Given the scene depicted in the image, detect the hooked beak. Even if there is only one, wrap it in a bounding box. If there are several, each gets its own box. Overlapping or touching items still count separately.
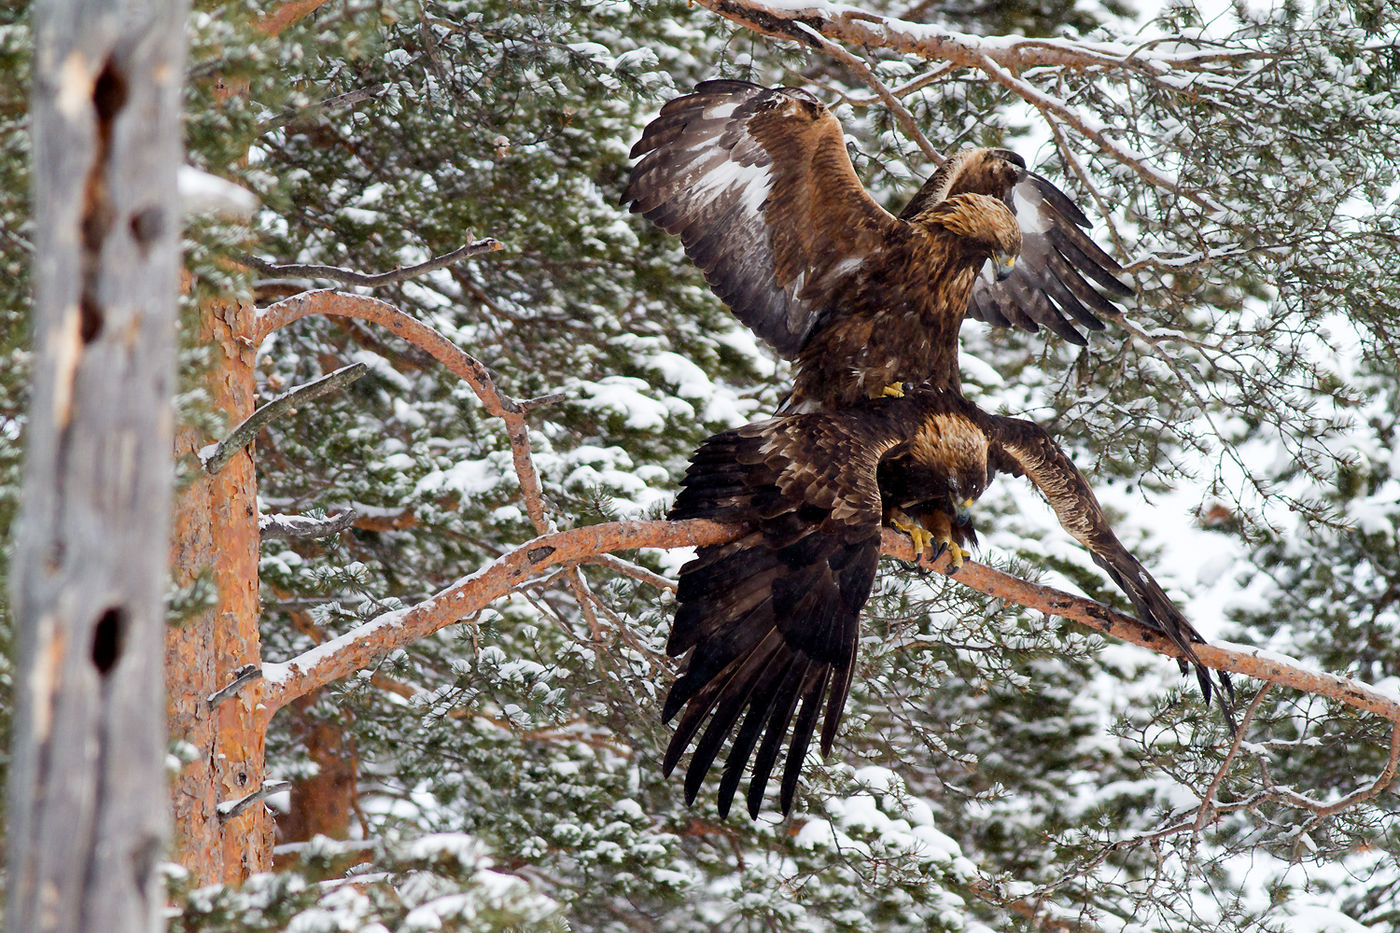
[953,497,974,526]
[993,251,1016,282]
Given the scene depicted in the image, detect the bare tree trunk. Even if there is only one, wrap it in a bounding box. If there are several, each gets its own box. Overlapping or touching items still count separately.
[7,0,189,930]
[278,690,358,845]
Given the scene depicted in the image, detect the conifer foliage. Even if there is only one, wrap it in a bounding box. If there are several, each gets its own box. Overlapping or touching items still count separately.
[5,0,1400,930]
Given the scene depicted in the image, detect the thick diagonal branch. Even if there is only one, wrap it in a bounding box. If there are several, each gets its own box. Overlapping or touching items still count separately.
[257,519,1400,728]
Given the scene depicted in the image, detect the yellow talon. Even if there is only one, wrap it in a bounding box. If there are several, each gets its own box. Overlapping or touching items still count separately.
[892,513,933,557]
[880,382,905,398]
[945,540,966,573]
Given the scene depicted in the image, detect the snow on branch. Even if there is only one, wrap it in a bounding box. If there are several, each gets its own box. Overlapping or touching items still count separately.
[694,0,1268,73]
[260,508,359,540]
[256,518,1400,732]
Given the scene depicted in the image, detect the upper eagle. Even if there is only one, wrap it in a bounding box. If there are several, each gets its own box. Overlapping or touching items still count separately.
[624,79,1131,410]
[664,386,1226,819]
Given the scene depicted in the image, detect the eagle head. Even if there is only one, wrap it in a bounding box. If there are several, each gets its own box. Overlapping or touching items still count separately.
[918,192,1022,277]
[947,454,988,523]
[909,408,990,513]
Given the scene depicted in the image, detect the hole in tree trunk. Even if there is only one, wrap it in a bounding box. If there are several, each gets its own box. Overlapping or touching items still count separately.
[92,59,129,122]
[91,607,127,675]
[79,58,131,346]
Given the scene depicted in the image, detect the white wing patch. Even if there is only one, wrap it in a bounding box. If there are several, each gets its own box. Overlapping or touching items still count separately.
[689,157,773,211]
[1011,182,1049,235]
[827,256,864,280]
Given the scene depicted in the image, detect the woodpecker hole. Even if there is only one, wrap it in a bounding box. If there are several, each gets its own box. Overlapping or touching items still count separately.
[79,58,130,346]
[130,206,164,247]
[80,295,103,343]
[91,607,127,676]
[92,59,129,123]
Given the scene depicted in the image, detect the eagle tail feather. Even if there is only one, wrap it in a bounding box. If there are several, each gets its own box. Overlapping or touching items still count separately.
[779,669,831,815]
[744,663,811,819]
[683,639,788,805]
[716,659,809,819]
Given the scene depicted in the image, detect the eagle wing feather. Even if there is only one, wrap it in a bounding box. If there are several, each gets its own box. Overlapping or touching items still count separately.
[984,414,1230,708]
[626,80,901,358]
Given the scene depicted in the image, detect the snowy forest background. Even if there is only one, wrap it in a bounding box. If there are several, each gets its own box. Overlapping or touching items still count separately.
[3,0,1400,929]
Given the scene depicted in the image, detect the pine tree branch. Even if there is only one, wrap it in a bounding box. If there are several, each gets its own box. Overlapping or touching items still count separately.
[259,509,359,540]
[588,553,678,593]
[254,290,553,532]
[241,237,501,288]
[252,287,601,697]
[258,518,1400,730]
[790,21,943,165]
[256,83,388,133]
[693,0,1269,74]
[208,664,264,710]
[1194,684,1270,830]
[200,362,368,475]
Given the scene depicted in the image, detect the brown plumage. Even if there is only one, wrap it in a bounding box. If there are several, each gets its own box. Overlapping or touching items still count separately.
[664,386,1226,818]
[624,80,1131,409]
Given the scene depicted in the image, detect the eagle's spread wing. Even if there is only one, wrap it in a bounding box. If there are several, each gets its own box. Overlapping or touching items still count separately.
[665,412,899,817]
[901,148,1132,345]
[984,414,1229,706]
[625,79,901,358]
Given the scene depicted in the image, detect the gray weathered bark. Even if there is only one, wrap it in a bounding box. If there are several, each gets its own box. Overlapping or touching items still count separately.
[7,0,190,930]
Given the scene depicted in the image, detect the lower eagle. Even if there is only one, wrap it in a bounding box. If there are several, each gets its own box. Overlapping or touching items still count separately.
[662,385,1228,819]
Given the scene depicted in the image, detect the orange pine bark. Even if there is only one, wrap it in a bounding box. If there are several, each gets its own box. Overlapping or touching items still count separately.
[167,296,272,884]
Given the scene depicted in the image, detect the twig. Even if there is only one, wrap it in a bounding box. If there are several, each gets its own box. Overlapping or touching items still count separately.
[217,780,293,822]
[588,553,678,593]
[201,362,368,474]
[241,238,502,288]
[516,392,567,413]
[792,22,944,166]
[975,53,1219,211]
[1284,719,1400,820]
[256,83,387,132]
[260,509,360,540]
[208,664,265,710]
[1194,684,1270,830]
[837,64,958,106]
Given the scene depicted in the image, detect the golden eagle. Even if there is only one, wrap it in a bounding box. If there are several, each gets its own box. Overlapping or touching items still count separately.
[624,79,1131,411]
[664,386,1223,818]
